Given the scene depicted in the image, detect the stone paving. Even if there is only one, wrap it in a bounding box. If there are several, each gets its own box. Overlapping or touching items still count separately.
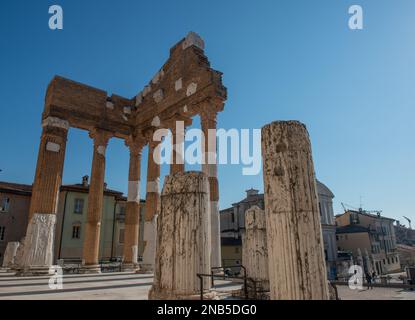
[0,271,153,300]
[336,285,415,300]
[1,271,414,300]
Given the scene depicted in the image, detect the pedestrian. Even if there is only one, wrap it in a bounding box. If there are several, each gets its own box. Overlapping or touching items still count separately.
[366,272,373,290]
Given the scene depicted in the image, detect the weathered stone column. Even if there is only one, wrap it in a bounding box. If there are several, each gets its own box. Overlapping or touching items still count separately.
[170,120,185,175]
[149,171,211,300]
[2,242,20,269]
[18,117,69,275]
[201,110,222,269]
[261,120,329,300]
[81,128,113,273]
[123,135,145,271]
[140,137,161,273]
[242,206,269,293]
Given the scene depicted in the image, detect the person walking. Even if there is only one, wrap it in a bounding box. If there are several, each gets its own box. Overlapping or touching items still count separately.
[366,272,373,290]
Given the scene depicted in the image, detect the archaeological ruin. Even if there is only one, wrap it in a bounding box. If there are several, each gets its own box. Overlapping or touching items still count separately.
[15,32,227,277]
[4,32,332,301]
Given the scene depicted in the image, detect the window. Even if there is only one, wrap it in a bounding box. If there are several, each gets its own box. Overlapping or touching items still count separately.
[72,225,81,239]
[119,229,125,244]
[0,198,10,212]
[0,226,5,241]
[235,247,240,254]
[74,198,84,214]
[319,202,322,216]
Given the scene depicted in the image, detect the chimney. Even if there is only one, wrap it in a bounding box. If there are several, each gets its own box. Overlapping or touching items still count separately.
[82,175,89,187]
[246,188,259,197]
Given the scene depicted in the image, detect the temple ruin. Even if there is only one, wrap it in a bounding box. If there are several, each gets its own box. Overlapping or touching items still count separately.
[16,32,227,275]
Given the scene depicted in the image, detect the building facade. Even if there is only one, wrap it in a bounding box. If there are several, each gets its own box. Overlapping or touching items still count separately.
[220,180,338,279]
[54,176,142,262]
[0,182,32,265]
[394,221,415,268]
[0,178,145,266]
[336,210,400,275]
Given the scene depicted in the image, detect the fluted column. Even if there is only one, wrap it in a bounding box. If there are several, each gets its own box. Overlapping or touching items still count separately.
[261,120,329,300]
[149,172,211,300]
[18,117,69,275]
[170,120,185,175]
[140,133,161,273]
[201,110,221,269]
[123,135,145,271]
[242,206,269,293]
[81,128,113,273]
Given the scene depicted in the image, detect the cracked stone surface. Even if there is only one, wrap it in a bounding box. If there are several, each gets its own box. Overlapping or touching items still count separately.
[149,171,211,300]
[261,120,329,300]
[2,242,20,268]
[242,206,269,292]
[21,214,56,269]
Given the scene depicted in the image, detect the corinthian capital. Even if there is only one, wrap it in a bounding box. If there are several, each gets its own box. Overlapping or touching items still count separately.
[89,128,114,147]
[125,134,146,155]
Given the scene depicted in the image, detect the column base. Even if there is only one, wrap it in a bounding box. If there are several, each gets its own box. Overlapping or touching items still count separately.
[137,263,154,274]
[122,263,140,272]
[0,267,13,273]
[15,266,51,277]
[79,265,101,274]
[149,287,217,300]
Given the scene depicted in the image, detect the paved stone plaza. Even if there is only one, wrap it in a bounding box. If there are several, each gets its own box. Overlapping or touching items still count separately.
[1,270,414,300]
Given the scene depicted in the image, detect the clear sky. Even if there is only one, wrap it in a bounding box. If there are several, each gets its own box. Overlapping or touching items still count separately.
[1,0,414,226]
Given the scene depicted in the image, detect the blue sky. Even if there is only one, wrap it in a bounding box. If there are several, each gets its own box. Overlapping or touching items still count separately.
[1,0,414,225]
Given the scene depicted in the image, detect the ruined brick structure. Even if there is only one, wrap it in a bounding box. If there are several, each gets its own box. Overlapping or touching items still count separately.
[17,32,227,275]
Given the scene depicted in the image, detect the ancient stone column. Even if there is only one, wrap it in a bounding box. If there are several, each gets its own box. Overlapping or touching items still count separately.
[170,120,185,175]
[149,171,211,300]
[18,117,69,275]
[123,135,145,271]
[81,128,113,273]
[2,242,20,269]
[242,206,269,292]
[261,120,329,300]
[201,110,222,269]
[140,138,161,273]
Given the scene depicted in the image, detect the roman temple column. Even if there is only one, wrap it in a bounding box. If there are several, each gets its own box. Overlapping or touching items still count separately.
[170,120,185,175]
[18,117,69,276]
[81,128,113,273]
[201,110,221,269]
[140,135,161,273]
[149,172,211,300]
[261,120,329,300]
[242,206,269,293]
[122,135,145,271]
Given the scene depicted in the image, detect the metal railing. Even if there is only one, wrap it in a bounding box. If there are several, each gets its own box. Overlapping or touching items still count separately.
[197,265,258,300]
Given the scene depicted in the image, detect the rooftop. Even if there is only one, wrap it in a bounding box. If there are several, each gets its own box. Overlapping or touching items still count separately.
[336,225,370,234]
